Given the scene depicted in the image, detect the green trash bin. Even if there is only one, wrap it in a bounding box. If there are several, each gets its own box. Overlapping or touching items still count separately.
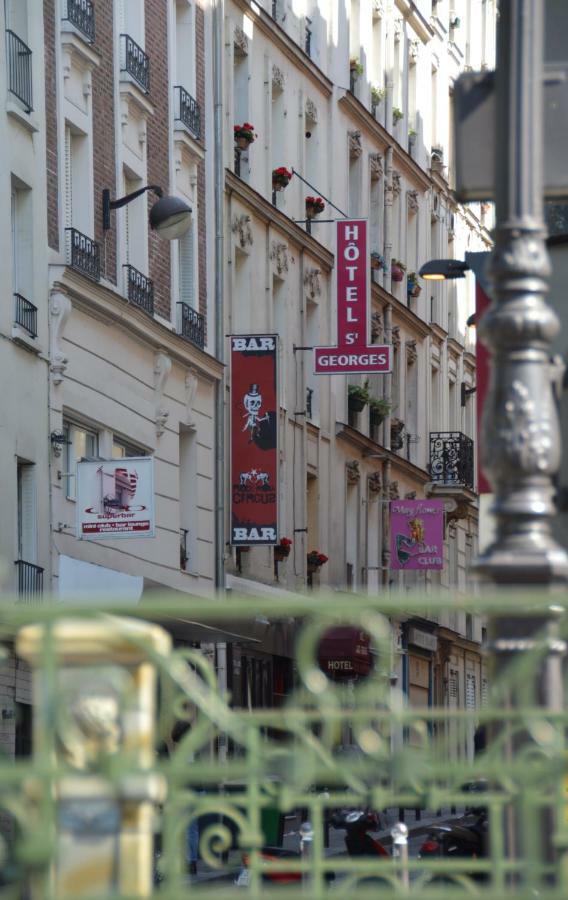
[261,806,284,847]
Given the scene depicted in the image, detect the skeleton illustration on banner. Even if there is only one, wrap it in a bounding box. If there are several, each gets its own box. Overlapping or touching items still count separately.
[242,383,269,441]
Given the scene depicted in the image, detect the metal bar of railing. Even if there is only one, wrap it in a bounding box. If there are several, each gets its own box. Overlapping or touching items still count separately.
[177,302,205,349]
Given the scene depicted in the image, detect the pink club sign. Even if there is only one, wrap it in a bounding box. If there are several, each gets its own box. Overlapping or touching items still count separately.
[389,499,445,570]
[314,219,392,375]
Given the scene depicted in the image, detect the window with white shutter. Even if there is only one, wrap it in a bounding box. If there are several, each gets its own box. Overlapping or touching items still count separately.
[466,671,476,710]
[17,462,37,564]
[178,221,195,309]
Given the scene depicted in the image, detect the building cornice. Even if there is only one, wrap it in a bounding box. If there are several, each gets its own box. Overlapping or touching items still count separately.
[335,422,431,485]
[395,0,436,43]
[51,269,223,382]
[338,93,432,191]
[448,336,465,357]
[371,283,432,338]
[231,0,333,98]
[225,170,335,270]
[430,322,449,342]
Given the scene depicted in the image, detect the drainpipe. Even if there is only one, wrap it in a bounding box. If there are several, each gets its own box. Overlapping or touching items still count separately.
[385,1,395,138]
[214,0,225,594]
[382,302,393,590]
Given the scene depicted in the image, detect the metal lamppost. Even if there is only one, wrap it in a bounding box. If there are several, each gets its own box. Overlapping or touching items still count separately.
[477,0,568,586]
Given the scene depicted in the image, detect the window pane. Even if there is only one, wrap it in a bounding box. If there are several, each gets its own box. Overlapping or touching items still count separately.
[64,421,98,499]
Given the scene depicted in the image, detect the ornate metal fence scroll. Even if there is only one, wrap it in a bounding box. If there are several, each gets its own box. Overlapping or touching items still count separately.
[0,591,567,898]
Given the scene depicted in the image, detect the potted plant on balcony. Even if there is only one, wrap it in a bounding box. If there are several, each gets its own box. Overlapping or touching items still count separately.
[407,272,422,299]
[391,259,406,283]
[369,397,392,426]
[408,128,417,148]
[348,381,370,413]
[272,166,293,191]
[234,122,256,150]
[392,107,404,125]
[307,550,329,575]
[274,536,293,562]
[370,251,388,272]
[305,196,325,219]
[350,58,364,78]
[370,85,385,113]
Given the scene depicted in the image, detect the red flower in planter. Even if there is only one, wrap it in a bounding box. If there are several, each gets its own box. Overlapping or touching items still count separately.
[307,551,328,567]
[280,537,293,548]
[305,196,325,215]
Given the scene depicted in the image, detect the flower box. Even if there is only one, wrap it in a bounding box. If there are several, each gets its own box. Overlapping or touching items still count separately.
[234,123,256,149]
[305,196,325,219]
[272,167,293,191]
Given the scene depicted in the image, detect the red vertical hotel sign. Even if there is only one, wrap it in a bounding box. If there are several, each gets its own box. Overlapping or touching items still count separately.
[230,335,278,545]
[314,219,392,374]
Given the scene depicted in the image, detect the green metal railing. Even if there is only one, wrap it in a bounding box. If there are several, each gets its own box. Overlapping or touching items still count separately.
[0,591,566,898]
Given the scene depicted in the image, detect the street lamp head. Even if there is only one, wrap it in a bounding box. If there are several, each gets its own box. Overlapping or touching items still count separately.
[419,258,470,280]
[102,186,192,239]
[149,194,192,240]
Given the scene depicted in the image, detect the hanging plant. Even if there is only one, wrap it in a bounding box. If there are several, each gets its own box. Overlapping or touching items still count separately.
[349,57,364,77]
[305,196,325,219]
[274,536,293,562]
[234,122,256,149]
[370,251,388,272]
[272,166,293,191]
[307,550,329,574]
[369,397,392,425]
[407,272,422,298]
[371,86,385,108]
[391,259,407,282]
[348,381,370,412]
[392,107,404,124]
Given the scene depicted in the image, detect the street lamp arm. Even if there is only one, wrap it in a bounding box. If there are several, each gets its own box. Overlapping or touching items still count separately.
[102,185,164,230]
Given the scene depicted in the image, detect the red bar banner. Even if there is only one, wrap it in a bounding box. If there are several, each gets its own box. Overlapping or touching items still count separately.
[230,335,278,545]
[314,218,392,375]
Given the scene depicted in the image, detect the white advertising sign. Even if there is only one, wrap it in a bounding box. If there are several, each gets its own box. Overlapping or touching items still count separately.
[76,457,155,540]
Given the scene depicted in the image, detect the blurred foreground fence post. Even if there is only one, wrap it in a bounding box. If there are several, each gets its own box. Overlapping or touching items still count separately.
[17,617,171,897]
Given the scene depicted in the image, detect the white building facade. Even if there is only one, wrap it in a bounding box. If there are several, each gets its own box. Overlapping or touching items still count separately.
[222,0,495,747]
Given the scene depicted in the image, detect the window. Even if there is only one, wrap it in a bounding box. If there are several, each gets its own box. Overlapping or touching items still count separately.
[179,429,197,572]
[64,123,92,235]
[11,176,33,301]
[64,420,98,499]
[123,171,148,275]
[112,437,145,458]
[175,0,195,95]
[17,461,37,564]
[119,0,145,46]
[178,222,196,309]
[5,0,28,41]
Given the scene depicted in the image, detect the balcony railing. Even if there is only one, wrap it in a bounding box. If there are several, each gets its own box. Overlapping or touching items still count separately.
[120,34,150,93]
[430,431,475,490]
[306,387,314,419]
[174,85,201,139]
[66,228,100,281]
[177,302,205,349]
[14,294,38,338]
[234,147,241,177]
[6,30,33,112]
[125,265,154,315]
[15,560,44,602]
[305,17,312,56]
[64,0,95,43]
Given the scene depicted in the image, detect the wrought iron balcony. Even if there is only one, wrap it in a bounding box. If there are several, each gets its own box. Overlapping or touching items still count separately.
[177,302,205,349]
[64,0,95,43]
[15,560,44,601]
[125,265,154,315]
[66,228,100,281]
[430,431,475,490]
[14,294,38,338]
[234,147,241,177]
[174,85,200,139]
[6,30,33,112]
[305,17,312,56]
[120,34,150,93]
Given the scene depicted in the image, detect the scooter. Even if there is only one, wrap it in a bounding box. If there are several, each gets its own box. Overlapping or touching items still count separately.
[419,808,488,882]
[331,810,390,858]
[234,825,336,887]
